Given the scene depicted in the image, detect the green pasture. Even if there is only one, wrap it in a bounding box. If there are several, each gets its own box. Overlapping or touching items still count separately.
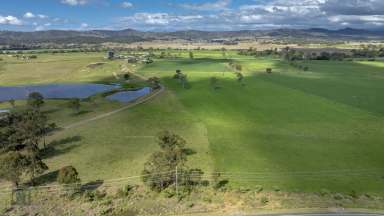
[1,51,384,196]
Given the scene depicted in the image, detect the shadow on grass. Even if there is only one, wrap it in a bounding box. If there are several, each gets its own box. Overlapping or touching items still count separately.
[183,148,196,156]
[33,170,59,186]
[41,135,82,159]
[71,110,93,116]
[42,107,61,115]
[81,180,104,191]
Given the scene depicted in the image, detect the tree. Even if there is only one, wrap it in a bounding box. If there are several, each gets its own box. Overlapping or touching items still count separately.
[189,51,194,59]
[68,98,81,114]
[123,73,130,80]
[27,92,44,109]
[142,131,187,191]
[0,151,29,187]
[8,99,15,108]
[57,166,80,185]
[8,109,48,151]
[174,69,182,79]
[157,130,186,151]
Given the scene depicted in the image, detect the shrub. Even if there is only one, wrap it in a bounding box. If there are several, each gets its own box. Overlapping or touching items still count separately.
[320,188,330,196]
[57,166,80,185]
[272,186,280,192]
[260,196,269,205]
[349,190,358,199]
[334,193,344,200]
[254,185,263,193]
[116,184,135,197]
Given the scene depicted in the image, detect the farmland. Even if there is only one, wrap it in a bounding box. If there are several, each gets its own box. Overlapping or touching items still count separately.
[1,50,384,214]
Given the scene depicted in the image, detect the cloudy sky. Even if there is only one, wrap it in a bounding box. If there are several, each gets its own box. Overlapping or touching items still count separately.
[1,0,384,31]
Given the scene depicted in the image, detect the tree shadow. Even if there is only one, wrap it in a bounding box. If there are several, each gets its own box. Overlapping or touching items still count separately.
[183,148,196,156]
[72,110,93,116]
[81,180,104,191]
[42,107,61,115]
[41,135,82,159]
[32,170,59,186]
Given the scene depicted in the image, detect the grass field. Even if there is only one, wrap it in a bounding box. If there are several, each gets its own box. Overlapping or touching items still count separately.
[1,51,384,197]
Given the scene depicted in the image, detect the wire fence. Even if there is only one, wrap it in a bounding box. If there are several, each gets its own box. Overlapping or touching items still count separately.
[1,168,383,212]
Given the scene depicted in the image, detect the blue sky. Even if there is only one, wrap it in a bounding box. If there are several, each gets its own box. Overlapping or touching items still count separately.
[1,0,384,31]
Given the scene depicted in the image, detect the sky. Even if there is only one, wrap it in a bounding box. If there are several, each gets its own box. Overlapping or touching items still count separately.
[1,0,384,32]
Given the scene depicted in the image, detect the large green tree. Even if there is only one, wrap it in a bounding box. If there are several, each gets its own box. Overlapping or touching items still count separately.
[142,131,187,191]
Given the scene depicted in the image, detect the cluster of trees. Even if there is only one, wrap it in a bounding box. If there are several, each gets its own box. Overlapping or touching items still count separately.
[173,69,189,89]
[0,92,56,187]
[142,131,204,196]
[351,47,384,58]
[283,46,384,61]
[238,47,279,57]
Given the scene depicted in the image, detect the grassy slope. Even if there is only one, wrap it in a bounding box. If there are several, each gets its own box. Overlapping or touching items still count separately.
[44,91,213,182]
[139,56,384,194]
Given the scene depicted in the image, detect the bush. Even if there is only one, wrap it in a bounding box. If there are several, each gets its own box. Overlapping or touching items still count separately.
[272,186,280,192]
[334,193,344,200]
[320,188,330,196]
[254,185,263,193]
[349,190,358,199]
[57,166,80,185]
[260,196,269,205]
[116,184,135,197]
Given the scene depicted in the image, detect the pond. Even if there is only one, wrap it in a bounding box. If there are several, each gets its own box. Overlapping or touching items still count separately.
[0,84,118,102]
[106,87,152,103]
[0,109,9,113]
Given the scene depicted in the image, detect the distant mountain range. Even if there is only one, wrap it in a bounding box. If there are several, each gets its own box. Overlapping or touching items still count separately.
[1,28,384,45]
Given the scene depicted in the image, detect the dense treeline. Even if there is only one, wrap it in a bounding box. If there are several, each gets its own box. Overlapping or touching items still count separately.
[238,46,384,61]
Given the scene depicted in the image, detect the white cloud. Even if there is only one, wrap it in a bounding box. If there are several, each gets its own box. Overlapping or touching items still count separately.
[24,12,48,19]
[0,15,22,25]
[119,13,204,26]
[181,0,231,11]
[24,12,35,19]
[121,2,133,8]
[38,14,48,19]
[35,25,45,31]
[61,0,87,6]
[80,22,89,28]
